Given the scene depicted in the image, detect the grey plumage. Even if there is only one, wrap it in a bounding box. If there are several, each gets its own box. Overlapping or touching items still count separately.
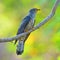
[15,16,31,44]
[15,8,40,55]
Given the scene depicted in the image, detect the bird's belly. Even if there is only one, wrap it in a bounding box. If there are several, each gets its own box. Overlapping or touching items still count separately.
[24,20,34,32]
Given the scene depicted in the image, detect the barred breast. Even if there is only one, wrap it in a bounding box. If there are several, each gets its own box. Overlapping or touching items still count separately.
[24,19,34,32]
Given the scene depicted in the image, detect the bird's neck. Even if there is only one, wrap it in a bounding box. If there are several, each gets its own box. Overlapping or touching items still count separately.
[28,12,36,20]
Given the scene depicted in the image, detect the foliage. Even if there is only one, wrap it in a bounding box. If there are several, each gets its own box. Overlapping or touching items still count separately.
[0,0,60,60]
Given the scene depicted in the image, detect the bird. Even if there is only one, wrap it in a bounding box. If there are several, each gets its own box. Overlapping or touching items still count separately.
[15,8,40,55]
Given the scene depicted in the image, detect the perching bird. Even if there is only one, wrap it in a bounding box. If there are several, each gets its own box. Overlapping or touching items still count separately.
[15,8,40,55]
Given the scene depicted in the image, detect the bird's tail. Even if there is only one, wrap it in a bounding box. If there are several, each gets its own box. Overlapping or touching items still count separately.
[16,40,24,55]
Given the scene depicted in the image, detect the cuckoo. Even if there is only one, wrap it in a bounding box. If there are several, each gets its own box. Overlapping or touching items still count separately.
[15,8,40,55]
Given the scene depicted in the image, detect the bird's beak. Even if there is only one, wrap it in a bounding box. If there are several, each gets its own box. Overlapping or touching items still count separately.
[37,9,40,11]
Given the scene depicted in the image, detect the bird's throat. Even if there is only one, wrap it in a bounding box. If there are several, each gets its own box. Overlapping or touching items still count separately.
[28,12,36,20]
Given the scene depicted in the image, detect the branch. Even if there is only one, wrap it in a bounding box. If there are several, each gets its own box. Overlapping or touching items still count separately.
[0,0,60,43]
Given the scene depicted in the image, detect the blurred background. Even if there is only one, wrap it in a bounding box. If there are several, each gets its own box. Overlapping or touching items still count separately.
[0,0,60,60]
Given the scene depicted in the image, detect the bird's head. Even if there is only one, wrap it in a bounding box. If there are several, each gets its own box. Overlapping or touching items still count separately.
[29,8,40,14]
[28,8,40,19]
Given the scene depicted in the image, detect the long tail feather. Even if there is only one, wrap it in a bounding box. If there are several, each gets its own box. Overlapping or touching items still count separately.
[16,40,24,55]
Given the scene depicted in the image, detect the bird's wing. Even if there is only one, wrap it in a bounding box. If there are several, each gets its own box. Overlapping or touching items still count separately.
[14,16,31,44]
[17,16,31,34]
